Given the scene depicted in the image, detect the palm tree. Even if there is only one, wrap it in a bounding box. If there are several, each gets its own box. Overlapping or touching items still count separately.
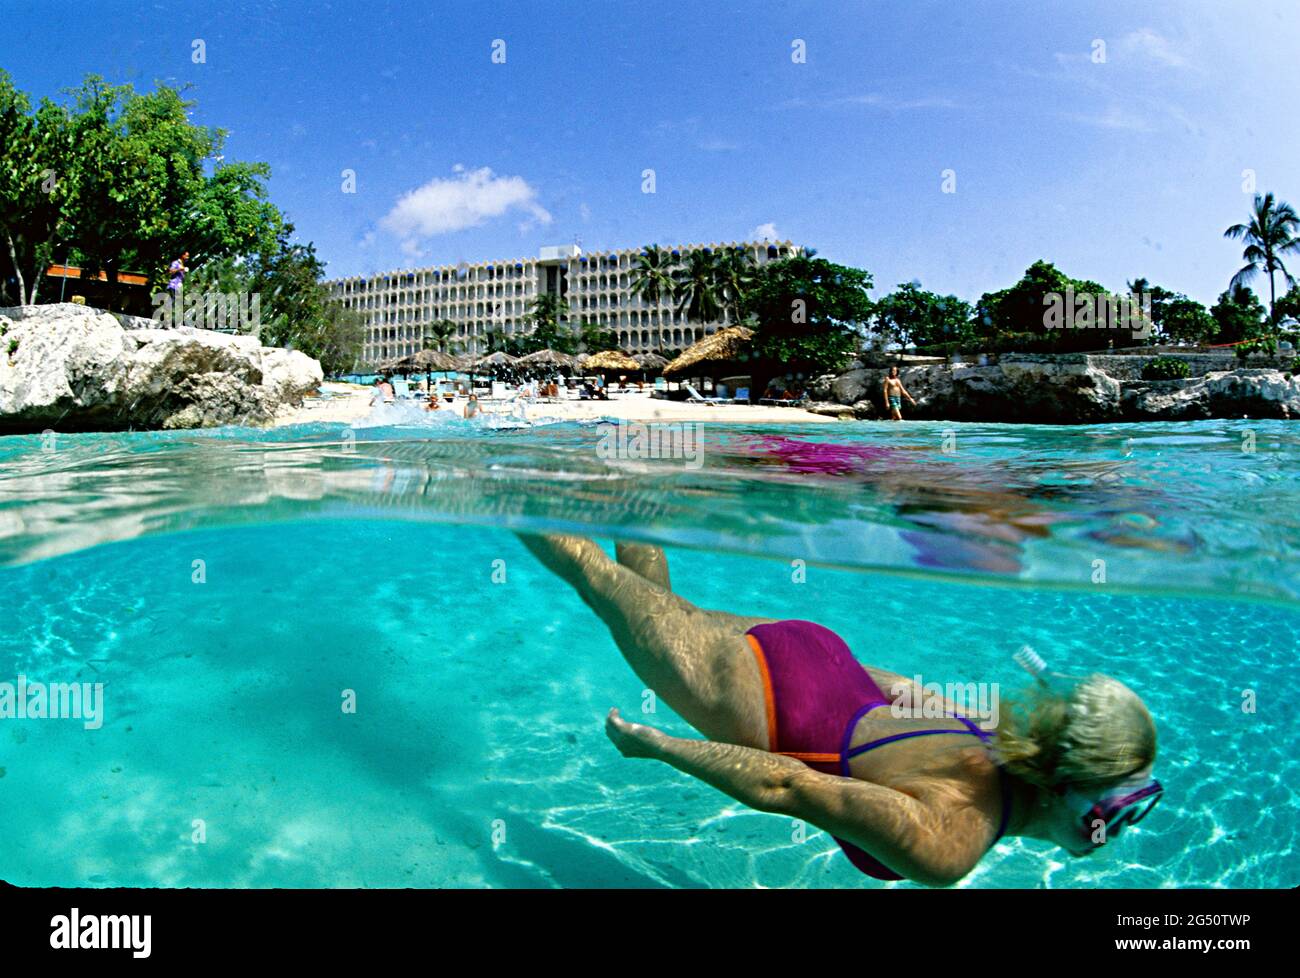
[1225,192,1300,329]
[673,248,724,324]
[524,292,575,353]
[423,317,458,353]
[716,247,757,324]
[630,245,677,306]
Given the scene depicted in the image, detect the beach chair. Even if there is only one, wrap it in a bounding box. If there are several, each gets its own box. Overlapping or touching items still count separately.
[393,378,411,399]
[684,383,721,406]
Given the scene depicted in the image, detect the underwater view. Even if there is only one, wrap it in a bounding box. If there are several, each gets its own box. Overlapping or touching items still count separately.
[1,413,1295,888]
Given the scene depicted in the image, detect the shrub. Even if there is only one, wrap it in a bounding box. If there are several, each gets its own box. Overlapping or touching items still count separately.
[1235,336,1277,360]
[1141,355,1190,381]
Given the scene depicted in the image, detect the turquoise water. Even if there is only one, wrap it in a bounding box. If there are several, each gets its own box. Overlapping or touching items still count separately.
[0,414,1296,887]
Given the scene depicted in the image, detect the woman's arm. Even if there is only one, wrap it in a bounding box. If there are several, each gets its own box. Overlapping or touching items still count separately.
[606,710,988,886]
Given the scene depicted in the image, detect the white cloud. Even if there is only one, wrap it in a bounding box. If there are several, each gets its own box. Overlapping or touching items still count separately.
[1119,29,1188,68]
[779,93,958,112]
[751,223,780,241]
[1065,104,1156,132]
[379,167,552,248]
[838,93,958,110]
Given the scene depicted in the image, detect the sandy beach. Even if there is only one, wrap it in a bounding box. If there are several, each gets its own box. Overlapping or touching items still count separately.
[274,384,837,427]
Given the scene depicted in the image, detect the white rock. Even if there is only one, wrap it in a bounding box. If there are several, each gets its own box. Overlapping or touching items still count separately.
[0,303,324,432]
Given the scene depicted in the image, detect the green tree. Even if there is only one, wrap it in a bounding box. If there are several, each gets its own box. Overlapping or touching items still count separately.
[520,292,575,353]
[187,223,361,374]
[1210,284,1266,344]
[740,254,873,375]
[575,319,617,354]
[1224,192,1300,329]
[306,300,366,377]
[715,246,758,324]
[673,248,724,324]
[0,72,282,305]
[630,245,676,306]
[1125,277,1176,337]
[874,282,974,350]
[423,317,459,354]
[975,260,1122,351]
[0,71,77,304]
[1274,284,1300,327]
[1158,295,1217,345]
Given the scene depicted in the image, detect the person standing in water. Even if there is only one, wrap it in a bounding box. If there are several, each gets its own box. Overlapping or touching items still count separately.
[463,393,480,419]
[883,366,916,421]
[518,533,1162,886]
[370,376,395,405]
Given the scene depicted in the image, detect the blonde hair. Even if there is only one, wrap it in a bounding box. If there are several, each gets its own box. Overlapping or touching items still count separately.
[993,673,1156,791]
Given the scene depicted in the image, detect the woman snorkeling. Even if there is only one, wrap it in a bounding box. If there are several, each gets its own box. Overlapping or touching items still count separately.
[520,534,1162,886]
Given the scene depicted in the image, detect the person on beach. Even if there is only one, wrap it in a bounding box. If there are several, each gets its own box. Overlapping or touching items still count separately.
[519,533,1163,886]
[883,366,916,421]
[370,377,395,405]
[167,252,189,295]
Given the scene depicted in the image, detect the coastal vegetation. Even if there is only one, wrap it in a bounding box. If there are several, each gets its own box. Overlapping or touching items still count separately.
[0,71,362,372]
[1141,356,1192,381]
[630,187,1299,378]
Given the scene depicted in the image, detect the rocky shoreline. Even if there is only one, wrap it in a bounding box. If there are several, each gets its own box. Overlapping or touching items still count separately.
[0,303,322,433]
[804,353,1300,422]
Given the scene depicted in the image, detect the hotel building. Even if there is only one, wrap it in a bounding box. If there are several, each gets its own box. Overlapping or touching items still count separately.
[325,240,803,367]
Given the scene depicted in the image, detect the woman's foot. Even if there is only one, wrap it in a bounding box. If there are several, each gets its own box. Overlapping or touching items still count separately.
[516,533,609,588]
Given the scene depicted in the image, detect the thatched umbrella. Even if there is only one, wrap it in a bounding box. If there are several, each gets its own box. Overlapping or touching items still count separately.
[466,349,519,391]
[583,350,640,372]
[407,348,465,393]
[662,326,753,379]
[634,352,669,372]
[472,350,518,370]
[410,349,465,373]
[375,355,412,377]
[516,348,578,372]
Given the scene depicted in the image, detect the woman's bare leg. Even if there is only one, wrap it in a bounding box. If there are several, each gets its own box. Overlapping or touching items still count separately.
[520,533,773,748]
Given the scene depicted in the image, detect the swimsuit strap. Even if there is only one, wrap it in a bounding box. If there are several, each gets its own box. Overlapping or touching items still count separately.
[843,705,994,761]
[843,706,1012,842]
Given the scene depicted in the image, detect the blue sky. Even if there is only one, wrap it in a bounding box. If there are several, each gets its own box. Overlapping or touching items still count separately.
[2,0,1297,306]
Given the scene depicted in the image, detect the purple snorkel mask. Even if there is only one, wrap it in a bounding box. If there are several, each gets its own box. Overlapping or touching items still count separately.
[1070,772,1163,848]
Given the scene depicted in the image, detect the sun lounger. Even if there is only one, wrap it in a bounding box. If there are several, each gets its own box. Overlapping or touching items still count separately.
[684,383,721,406]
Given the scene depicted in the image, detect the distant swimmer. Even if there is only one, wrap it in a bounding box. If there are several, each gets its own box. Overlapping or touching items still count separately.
[371,377,395,406]
[520,534,1162,886]
[883,366,916,421]
[464,393,479,419]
